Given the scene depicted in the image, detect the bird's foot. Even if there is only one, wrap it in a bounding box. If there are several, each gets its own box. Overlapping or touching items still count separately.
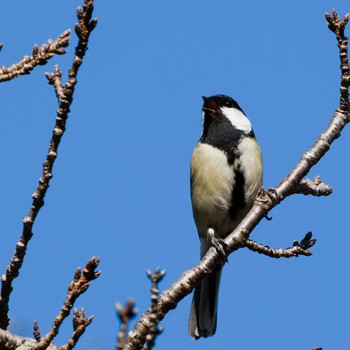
[207,228,229,263]
[257,187,278,203]
[257,187,278,221]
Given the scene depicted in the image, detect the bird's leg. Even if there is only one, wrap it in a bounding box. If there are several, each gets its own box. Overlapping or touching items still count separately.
[207,228,229,263]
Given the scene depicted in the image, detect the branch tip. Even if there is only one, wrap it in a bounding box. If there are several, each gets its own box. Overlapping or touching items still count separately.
[146,268,166,284]
[34,257,100,349]
[0,29,71,82]
[116,300,138,350]
[245,234,315,259]
[33,321,41,341]
[295,176,332,196]
[83,256,101,281]
[325,9,349,36]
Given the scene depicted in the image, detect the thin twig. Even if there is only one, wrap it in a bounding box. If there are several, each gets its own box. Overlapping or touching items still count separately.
[0,30,70,83]
[33,321,41,342]
[33,257,100,350]
[0,0,98,331]
[294,176,332,196]
[45,65,65,102]
[0,257,99,350]
[325,9,350,113]
[244,232,316,258]
[116,300,138,350]
[124,10,350,349]
[58,308,94,350]
[143,268,165,350]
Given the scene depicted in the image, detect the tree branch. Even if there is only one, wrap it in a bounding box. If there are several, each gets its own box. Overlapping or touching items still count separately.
[116,300,138,350]
[33,257,100,350]
[244,232,316,258]
[0,328,58,350]
[33,322,41,342]
[0,258,99,350]
[124,10,350,350]
[45,65,65,102]
[0,30,70,83]
[325,9,350,112]
[0,329,37,350]
[143,269,165,350]
[0,0,98,332]
[294,176,332,196]
[58,308,94,350]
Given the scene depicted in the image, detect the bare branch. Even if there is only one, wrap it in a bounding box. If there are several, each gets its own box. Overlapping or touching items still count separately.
[0,259,99,350]
[66,0,98,99]
[116,300,138,350]
[325,9,350,114]
[33,257,100,350]
[33,321,41,342]
[143,268,165,350]
[0,329,57,350]
[45,65,65,102]
[0,0,98,331]
[0,30,70,83]
[58,308,94,350]
[294,176,332,196]
[244,232,316,258]
[124,10,350,349]
[0,329,36,350]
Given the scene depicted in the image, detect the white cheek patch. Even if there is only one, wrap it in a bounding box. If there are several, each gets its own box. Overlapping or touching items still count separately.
[221,106,252,132]
[200,111,205,138]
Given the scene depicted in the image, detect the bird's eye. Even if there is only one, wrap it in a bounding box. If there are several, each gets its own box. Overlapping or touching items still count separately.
[225,101,232,107]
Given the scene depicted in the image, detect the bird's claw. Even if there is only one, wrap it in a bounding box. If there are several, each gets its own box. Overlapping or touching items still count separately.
[257,187,279,204]
[207,228,229,263]
[212,238,229,263]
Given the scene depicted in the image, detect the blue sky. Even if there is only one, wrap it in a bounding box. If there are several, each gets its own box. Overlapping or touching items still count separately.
[1,1,350,349]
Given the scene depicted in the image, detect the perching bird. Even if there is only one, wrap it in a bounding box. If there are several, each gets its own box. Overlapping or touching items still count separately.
[188,94,263,339]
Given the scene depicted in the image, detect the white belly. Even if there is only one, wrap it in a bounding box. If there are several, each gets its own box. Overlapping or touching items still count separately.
[191,140,262,242]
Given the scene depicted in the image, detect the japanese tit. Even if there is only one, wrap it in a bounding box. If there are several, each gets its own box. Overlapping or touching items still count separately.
[188,94,263,339]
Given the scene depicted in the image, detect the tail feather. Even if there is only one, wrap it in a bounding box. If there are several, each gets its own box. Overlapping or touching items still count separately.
[188,265,223,339]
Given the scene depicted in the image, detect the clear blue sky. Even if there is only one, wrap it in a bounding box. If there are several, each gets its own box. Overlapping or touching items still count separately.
[1,1,350,349]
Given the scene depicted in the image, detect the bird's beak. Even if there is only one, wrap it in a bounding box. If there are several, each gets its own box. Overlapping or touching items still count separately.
[202,97,219,114]
[202,107,215,113]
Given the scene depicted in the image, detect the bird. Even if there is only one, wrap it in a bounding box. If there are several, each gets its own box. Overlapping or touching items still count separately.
[188,94,263,339]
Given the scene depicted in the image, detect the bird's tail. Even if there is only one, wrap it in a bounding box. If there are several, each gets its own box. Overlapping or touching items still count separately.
[188,265,223,339]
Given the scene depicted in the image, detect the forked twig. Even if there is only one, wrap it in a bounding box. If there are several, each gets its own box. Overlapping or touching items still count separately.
[245,232,316,258]
[33,257,100,350]
[58,308,94,350]
[0,30,70,82]
[116,300,138,350]
[143,268,165,350]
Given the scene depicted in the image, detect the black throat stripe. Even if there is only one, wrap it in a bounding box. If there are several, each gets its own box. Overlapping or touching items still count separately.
[200,115,255,165]
[229,169,246,220]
